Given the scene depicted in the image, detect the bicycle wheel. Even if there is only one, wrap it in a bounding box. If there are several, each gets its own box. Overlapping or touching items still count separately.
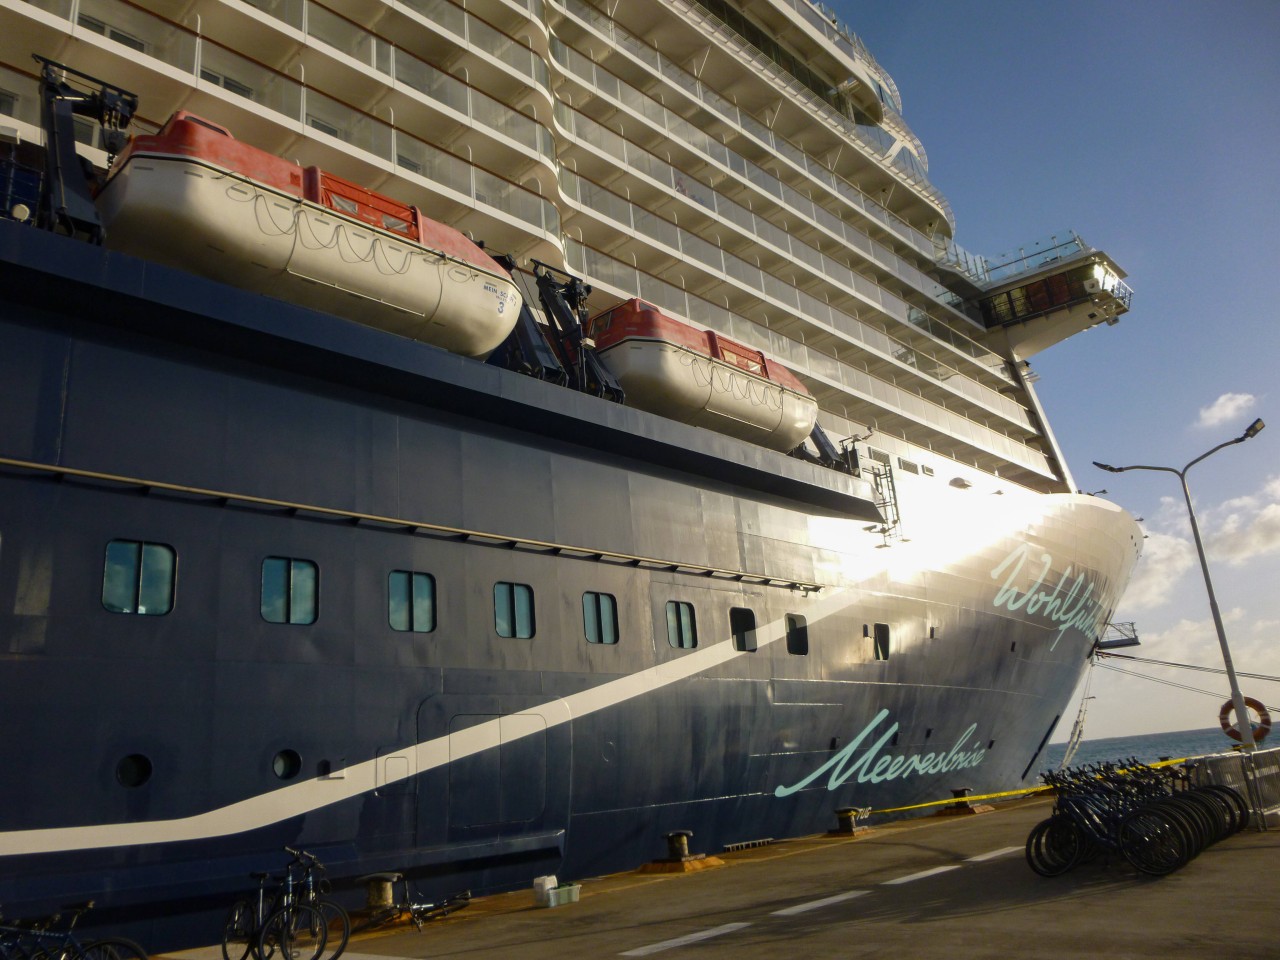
[1118,807,1188,876]
[221,899,256,960]
[81,938,150,960]
[258,905,326,960]
[1025,814,1080,876]
[1200,784,1249,833]
[316,900,349,960]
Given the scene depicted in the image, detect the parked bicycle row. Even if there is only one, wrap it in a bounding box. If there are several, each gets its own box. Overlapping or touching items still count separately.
[1026,759,1249,877]
[220,847,470,960]
[0,901,147,960]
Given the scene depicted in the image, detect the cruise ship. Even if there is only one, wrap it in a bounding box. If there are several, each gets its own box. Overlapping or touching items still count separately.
[0,0,1141,948]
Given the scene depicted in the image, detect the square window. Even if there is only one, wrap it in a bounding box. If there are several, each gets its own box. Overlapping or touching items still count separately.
[102,539,175,615]
[873,622,890,661]
[389,570,435,632]
[583,591,619,645]
[261,556,318,624]
[785,614,808,656]
[665,600,697,649]
[495,581,535,638]
[730,606,756,652]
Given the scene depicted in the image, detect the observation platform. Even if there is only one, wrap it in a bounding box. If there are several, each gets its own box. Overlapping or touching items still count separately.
[162,797,1278,960]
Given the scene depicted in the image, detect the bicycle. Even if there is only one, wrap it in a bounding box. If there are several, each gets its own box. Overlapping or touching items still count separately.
[350,874,470,933]
[1025,759,1246,878]
[221,865,327,960]
[0,902,148,960]
[283,847,349,960]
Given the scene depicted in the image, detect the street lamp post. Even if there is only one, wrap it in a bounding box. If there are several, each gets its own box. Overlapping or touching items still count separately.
[1094,417,1266,750]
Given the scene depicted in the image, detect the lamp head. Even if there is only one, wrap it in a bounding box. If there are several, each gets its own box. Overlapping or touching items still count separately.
[1092,461,1122,473]
[1242,418,1265,440]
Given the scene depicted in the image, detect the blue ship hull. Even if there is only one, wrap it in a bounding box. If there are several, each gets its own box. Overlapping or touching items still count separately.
[0,220,1140,948]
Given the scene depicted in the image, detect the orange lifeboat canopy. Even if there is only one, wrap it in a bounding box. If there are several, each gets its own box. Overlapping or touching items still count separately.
[588,299,818,452]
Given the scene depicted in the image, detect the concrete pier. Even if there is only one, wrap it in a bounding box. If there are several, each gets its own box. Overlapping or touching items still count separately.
[165,797,1279,959]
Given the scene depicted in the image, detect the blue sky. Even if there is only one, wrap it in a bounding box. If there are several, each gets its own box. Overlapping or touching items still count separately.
[834,1,1280,740]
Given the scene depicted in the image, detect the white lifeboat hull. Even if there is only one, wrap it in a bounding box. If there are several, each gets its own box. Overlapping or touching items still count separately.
[97,118,519,358]
[591,301,818,452]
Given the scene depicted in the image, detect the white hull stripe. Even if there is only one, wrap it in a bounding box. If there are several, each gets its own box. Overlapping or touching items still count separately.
[0,496,1134,858]
[0,591,856,856]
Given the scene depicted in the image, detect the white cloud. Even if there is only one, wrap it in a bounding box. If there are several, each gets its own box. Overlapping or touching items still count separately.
[1210,502,1280,567]
[1118,531,1196,611]
[1195,392,1256,429]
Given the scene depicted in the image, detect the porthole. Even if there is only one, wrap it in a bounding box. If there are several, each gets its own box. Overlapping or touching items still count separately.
[273,749,302,780]
[116,753,153,788]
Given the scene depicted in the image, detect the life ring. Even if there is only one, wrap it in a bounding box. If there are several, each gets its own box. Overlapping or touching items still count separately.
[1219,696,1272,742]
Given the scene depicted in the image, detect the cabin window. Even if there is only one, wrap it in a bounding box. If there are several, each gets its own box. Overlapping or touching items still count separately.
[200,68,254,100]
[665,601,697,649]
[102,539,175,615]
[730,606,757,652]
[785,614,809,656]
[0,88,17,118]
[261,557,318,625]
[494,581,535,638]
[307,114,345,140]
[873,622,891,661]
[76,14,147,52]
[583,591,619,645]
[388,570,436,633]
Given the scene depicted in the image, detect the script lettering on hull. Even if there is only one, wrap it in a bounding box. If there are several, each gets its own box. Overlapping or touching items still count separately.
[774,709,986,797]
[989,542,1109,650]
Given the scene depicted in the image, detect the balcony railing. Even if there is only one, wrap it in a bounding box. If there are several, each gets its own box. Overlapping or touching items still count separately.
[12,0,561,235]
[550,40,1011,382]
[558,163,1034,432]
[565,237,1052,478]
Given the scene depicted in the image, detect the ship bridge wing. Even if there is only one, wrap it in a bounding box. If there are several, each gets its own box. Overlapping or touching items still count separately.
[973,235,1133,359]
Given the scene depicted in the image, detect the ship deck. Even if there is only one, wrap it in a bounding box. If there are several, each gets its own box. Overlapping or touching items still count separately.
[162,798,1278,959]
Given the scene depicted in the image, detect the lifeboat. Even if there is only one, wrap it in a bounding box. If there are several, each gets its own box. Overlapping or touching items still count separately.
[588,299,818,452]
[96,112,520,358]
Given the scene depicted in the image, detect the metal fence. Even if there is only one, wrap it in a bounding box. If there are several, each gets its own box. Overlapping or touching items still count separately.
[1185,746,1280,830]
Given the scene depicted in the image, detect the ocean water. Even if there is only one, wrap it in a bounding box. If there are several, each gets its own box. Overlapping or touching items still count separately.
[1040,726,1242,773]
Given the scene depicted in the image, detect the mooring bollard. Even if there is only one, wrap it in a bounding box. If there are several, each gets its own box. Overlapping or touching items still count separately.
[664,829,693,860]
[835,807,859,834]
[360,872,399,911]
[949,787,973,811]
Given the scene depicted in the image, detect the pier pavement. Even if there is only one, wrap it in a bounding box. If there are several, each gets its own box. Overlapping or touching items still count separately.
[167,797,1279,959]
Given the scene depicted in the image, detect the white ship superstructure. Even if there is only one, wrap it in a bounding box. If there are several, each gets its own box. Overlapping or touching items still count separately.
[0,0,1130,502]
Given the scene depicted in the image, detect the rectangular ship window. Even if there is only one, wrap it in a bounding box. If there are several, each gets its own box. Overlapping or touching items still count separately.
[583,591,619,645]
[102,539,176,615]
[495,581,535,638]
[785,614,808,656]
[665,600,697,649]
[388,570,436,633]
[730,606,757,652]
[873,622,891,661]
[261,556,318,625]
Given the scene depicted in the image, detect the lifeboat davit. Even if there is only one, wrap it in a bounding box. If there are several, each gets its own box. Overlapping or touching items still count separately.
[588,300,818,452]
[97,112,520,357]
